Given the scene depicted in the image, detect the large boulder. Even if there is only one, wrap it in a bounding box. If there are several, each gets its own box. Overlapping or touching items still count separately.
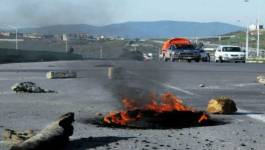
[11,82,55,93]
[10,112,74,150]
[207,96,237,114]
[257,75,265,85]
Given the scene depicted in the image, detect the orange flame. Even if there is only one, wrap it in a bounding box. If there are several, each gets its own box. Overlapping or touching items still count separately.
[103,92,209,126]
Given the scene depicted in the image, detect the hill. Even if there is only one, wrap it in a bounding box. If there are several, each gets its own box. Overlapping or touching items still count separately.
[205,30,265,49]
[20,21,243,38]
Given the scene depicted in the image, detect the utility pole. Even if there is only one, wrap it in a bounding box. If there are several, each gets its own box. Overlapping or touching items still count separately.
[7,25,18,49]
[100,46,103,59]
[244,27,246,59]
[15,27,18,50]
[65,38,68,52]
[158,48,160,61]
[256,19,260,57]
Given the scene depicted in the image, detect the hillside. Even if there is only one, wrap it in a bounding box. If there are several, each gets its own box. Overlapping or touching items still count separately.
[205,30,265,49]
[20,21,243,38]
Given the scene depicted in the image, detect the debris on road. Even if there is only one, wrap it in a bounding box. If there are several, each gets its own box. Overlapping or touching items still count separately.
[11,82,55,93]
[46,70,77,79]
[207,96,237,114]
[2,129,35,144]
[10,112,74,150]
[257,75,265,85]
[199,84,205,87]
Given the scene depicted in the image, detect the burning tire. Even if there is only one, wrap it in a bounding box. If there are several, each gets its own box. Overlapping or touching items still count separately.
[93,92,211,129]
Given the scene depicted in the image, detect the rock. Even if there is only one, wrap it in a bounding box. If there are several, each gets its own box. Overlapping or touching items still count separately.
[46,71,77,79]
[257,75,265,85]
[10,112,74,150]
[199,84,205,87]
[11,82,55,93]
[96,112,103,117]
[207,96,237,114]
[2,129,35,144]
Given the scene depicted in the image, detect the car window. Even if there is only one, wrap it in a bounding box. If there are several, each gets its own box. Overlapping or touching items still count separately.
[222,47,241,52]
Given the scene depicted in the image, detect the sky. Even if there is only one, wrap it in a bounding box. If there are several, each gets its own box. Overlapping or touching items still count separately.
[0,0,264,27]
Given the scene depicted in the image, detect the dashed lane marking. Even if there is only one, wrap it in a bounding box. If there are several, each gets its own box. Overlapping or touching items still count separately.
[127,71,195,96]
[238,108,265,123]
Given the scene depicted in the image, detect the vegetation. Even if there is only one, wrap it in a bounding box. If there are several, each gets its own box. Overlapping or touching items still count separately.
[204,30,265,50]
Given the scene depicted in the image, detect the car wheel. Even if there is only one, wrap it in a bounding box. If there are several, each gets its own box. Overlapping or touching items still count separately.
[163,56,169,62]
[170,56,175,62]
[187,59,191,63]
[207,56,211,62]
[195,58,200,62]
[215,59,218,63]
[219,57,223,63]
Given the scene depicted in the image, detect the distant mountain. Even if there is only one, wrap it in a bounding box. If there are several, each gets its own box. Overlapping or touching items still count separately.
[20,21,243,38]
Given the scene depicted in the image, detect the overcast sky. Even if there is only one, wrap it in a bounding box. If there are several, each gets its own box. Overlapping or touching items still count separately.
[0,0,264,27]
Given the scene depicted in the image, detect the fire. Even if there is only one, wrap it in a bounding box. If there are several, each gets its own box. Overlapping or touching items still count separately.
[103,92,209,127]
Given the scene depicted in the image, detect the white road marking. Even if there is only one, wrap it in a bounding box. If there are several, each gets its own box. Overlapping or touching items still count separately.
[0,91,14,95]
[127,71,195,96]
[232,83,260,87]
[238,108,265,123]
[149,79,195,96]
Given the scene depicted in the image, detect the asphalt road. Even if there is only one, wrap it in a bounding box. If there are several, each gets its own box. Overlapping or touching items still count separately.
[0,60,265,150]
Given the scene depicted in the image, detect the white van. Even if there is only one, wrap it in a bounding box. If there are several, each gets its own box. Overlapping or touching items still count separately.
[215,45,245,63]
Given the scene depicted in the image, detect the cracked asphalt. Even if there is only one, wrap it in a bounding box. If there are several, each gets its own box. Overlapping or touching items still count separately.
[0,60,265,150]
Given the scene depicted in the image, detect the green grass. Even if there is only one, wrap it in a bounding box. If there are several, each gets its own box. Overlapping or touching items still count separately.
[247,57,265,63]
[205,30,265,49]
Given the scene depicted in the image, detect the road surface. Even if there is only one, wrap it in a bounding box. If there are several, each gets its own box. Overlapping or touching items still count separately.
[0,60,265,150]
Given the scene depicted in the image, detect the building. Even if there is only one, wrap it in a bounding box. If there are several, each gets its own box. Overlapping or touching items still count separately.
[0,32,10,37]
[61,33,92,41]
[249,24,264,31]
[23,33,42,39]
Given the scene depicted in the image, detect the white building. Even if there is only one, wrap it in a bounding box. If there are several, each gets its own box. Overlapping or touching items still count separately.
[249,24,264,31]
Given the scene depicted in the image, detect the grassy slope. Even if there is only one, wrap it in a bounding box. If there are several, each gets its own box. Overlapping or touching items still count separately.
[207,30,265,49]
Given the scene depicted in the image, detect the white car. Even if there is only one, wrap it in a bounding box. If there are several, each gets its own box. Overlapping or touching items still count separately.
[215,45,245,63]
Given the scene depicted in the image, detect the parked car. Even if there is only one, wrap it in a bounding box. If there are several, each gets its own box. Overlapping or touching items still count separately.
[161,38,201,62]
[199,49,210,62]
[169,45,201,62]
[215,45,245,63]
